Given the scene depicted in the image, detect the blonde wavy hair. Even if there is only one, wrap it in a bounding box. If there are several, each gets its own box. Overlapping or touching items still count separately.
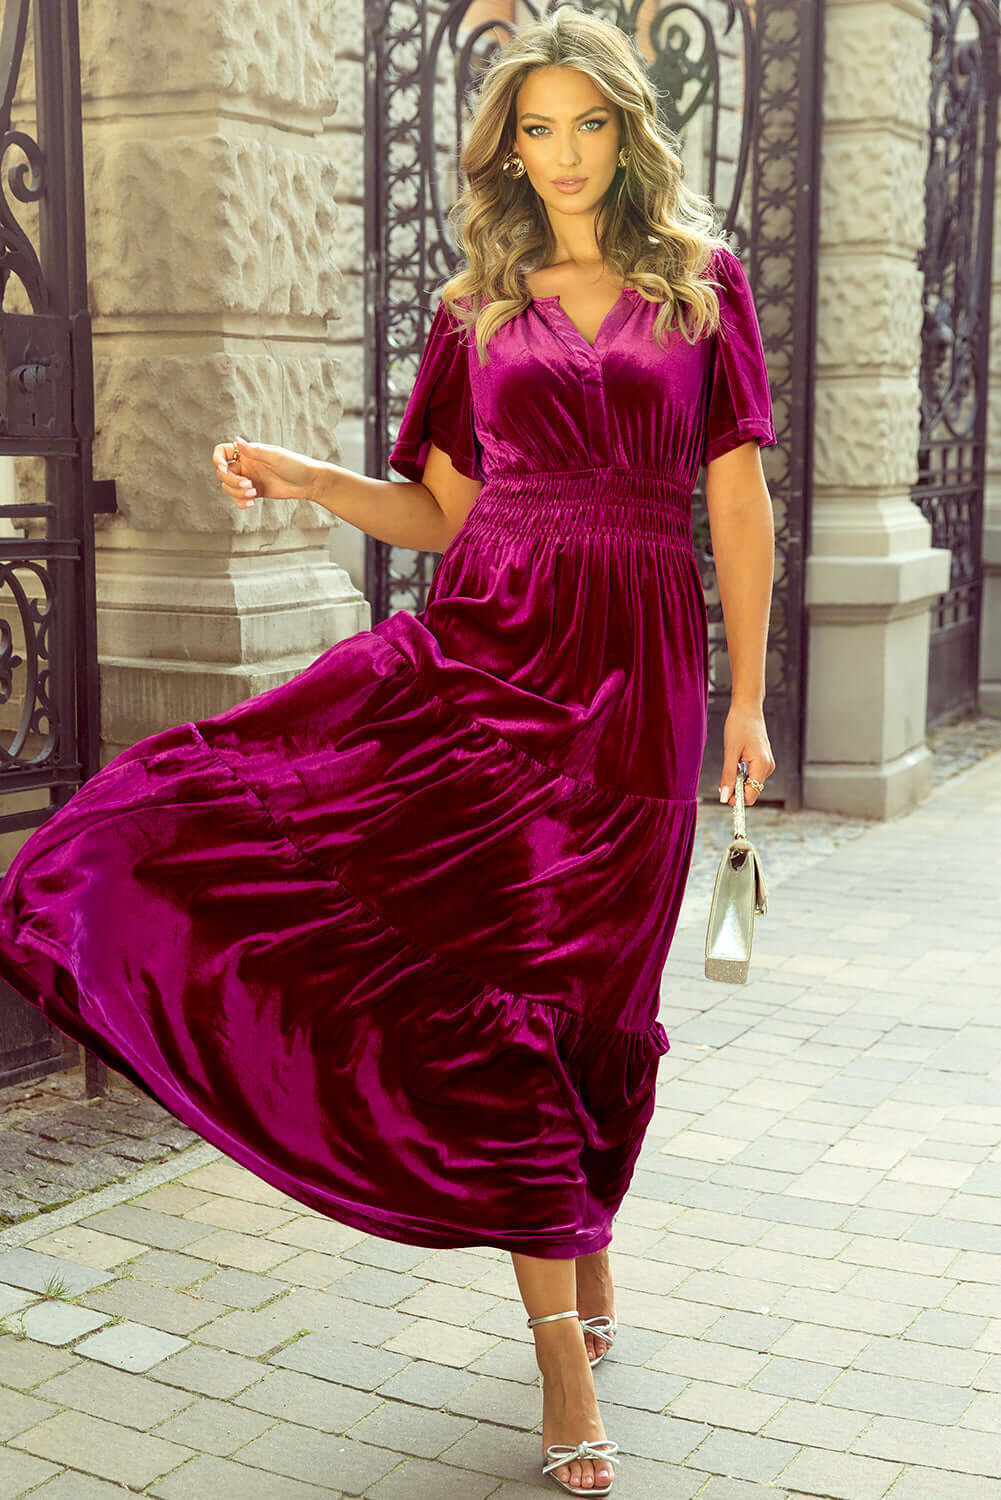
[437,4,732,365]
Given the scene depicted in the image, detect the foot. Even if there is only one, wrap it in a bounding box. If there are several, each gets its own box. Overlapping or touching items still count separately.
[575,1248,616,1365]
[534,1316,614,1491]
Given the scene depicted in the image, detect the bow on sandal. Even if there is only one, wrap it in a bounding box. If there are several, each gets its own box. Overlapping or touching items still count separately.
[579,1313,617,1368]
[528,1309,621,1495]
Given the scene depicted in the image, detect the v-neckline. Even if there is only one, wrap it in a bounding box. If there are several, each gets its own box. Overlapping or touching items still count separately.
[531,284,637,352]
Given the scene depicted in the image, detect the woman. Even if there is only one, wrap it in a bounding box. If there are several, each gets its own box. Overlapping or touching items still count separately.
[0,7,776,1495]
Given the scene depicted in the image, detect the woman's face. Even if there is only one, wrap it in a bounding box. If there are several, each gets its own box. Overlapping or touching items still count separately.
[513,65,622,222]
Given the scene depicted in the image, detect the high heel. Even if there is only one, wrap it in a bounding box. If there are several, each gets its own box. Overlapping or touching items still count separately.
[579,1313,617,1369]
[527,1309,621,1496]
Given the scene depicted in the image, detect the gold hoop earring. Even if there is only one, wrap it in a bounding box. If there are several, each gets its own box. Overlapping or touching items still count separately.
[502,150,526,179]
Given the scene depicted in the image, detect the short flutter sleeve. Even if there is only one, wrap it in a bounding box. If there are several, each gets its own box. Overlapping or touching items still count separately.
[388,298,482,483]
[702,247,778,467]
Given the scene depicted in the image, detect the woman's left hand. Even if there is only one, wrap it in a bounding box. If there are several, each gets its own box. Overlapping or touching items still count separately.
[719,703,775,807]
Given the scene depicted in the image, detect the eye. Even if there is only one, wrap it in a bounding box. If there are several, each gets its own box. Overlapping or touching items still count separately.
[523,119,607,138]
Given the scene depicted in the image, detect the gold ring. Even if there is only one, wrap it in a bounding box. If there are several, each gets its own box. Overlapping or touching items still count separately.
[746,776,765,792]
[229,441,240,465]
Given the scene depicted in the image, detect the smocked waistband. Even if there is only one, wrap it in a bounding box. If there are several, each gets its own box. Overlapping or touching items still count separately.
[463,466,694,546]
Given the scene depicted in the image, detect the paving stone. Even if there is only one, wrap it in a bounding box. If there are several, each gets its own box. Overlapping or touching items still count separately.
[433,1420,571,1481]
[0,1335,79,1389]
[187,1266,287,1308]
[0,1383,58,1441]
[381,1317,501,1368]
[234,1366,380,1431]
[443,1372,541,1429]
[885,1469,1001,1500]
[339,1237,437,1273]
[744,1194,851,1230]
[581,1400,709,1464]
[465,1339,546,1384]
[274,1288,416,1347]
[762,1396,869,1450]
[349,1398,477,1458]
[851,1336,987,1387]
[0,1284,36,1318]
[269,1331,411,1390]
[33,1358,195,1429]
[774,1287,913,1337]
[685,1427,801,1483]
[186,1299,315,1357]
[147,1451,338,1498]
[843,1265,958,1309]
[23,1225,145,1271]
[907,1217,1001,1254]
[78,1204,213,1251]
[73,1318,190,1372]
[11,1299,109,1346]
[8,1406,195,1488]
[750,1355,840,1401]
[393,1280,499,1325]
[22,1473,143,1499]
[821,1368,974,1424]
[853,1413,1001,1477]
[176,1227,301,1272]
[646,1336,770,1386]
[235,1419,403,1493]
[78,1276,226,1335]
[266,1249,355,1290]
[152,1392,277,1454]
[379,1362,480,1404]
[151,1342,264,1397]
[721,1244,853,1293]
[703,1311,792,1352]
[688,1481,795,1500]
[0,1447,61,1497]
[904,1308,989,1348]
[960,1390,1001,1432]
[365,1456,498,1500]
[780,1446,902,1499]
[123,1248,219,1288]
[669,1379,784,1433]
[0,1248,113,1297]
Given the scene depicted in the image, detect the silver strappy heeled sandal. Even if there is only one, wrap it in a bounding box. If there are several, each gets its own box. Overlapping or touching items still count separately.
[579,1312,618,1368]
[527,1309,621,1496]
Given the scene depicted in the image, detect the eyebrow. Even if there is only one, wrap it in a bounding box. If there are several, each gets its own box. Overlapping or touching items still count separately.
[518,107,610,123]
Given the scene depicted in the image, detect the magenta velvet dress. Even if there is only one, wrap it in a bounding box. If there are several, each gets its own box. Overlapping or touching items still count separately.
[0,246,775,1257]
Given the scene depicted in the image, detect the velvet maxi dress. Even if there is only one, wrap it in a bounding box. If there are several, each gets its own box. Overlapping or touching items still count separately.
[0,245,775,1258]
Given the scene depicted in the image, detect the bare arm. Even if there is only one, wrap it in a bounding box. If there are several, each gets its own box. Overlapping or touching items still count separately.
[704,439,777,804]
[214,439,480,555]
[312,441,482,552]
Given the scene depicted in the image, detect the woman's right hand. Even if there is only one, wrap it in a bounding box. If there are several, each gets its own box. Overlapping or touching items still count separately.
[212,438,318,509]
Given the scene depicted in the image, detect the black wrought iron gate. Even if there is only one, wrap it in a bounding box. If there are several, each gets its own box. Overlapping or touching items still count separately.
[364,0,824,809]
[0,0,112,1088]
[915,0,999,727]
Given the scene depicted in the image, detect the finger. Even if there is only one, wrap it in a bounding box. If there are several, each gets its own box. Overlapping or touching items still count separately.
[718,753,740,805]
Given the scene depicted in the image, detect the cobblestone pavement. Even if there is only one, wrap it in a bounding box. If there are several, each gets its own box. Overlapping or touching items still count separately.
[0,740,999,1497]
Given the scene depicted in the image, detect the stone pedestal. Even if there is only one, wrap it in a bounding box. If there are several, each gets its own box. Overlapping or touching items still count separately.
[802,0,951,817]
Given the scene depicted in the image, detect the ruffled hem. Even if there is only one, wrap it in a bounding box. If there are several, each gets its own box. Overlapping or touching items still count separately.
[0,718,671,1255]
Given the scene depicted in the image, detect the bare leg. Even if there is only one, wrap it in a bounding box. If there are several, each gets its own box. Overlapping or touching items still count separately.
[511,1251,614,1491]
[575,1246,617,1364]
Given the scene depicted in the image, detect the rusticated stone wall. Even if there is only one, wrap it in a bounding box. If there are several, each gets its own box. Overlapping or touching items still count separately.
[78,0,368,759]
[802,0,950,816]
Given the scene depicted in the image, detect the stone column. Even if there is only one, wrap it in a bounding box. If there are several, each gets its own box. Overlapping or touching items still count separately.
[981,48,1001,717]
[80,0,367,764]
[802,0,950,817]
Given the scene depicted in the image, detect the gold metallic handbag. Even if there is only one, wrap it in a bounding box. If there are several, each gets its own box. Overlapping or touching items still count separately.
[704,761,768,984]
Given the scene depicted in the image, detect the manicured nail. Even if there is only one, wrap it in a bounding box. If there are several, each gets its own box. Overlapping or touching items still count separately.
[719,785,729,803]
